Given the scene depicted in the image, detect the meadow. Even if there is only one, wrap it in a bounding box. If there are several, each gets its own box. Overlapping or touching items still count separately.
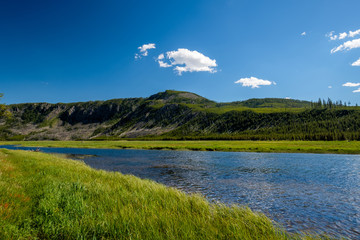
[0,149,329,239]
[1,140,360,154]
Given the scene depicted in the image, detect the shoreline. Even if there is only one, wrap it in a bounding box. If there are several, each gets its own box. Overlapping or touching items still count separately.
[1,140,360,154]
[0,148,326,239]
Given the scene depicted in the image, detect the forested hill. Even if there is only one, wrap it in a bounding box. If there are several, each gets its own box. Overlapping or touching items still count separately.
[1,90,359,141]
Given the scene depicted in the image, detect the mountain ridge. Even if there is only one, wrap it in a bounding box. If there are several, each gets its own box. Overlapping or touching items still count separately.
[8,90,311,107]
[1,90,358,141]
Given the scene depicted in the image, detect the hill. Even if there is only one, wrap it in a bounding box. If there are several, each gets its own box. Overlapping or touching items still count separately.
[0,90,359,141]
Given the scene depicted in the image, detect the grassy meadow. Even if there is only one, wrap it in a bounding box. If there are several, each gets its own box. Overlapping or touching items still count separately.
[0,149,330,239]
[1,140,360,154]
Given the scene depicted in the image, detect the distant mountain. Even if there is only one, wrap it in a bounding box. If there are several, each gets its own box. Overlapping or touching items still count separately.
[1,90,359,141]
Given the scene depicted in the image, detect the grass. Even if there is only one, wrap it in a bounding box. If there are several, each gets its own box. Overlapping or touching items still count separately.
[1,140,360,154]
[190,105,307,114]
[173,102,308,114]
[0,149,330,239]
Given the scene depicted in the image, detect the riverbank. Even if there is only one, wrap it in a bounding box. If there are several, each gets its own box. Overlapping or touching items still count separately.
[1,140,360,154]
[0,149,327,239]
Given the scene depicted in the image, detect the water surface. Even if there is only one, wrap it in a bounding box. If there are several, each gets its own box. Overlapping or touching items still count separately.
[2,145,359,239]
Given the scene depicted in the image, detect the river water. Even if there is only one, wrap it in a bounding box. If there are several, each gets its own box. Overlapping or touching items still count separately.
[2,145,359,239]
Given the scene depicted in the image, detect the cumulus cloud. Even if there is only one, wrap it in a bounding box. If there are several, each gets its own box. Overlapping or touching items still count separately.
[342,82,360,87]
[353,88,360,93]
[328,86,332,89]
[352,58,360,66]
[156,48,217,75]
[301,32,306,36]
[234,77,276,88]
[331,38,360,53]
[135,43,156,59]
[327,29,360,41]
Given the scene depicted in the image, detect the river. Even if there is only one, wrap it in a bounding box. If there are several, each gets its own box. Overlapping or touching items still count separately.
[1,145,359,239]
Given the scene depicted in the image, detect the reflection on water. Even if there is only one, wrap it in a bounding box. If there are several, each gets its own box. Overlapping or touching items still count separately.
[1,145,359,239]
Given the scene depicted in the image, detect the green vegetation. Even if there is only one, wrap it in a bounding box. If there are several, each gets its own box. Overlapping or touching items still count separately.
[38,117,59,128]
[0,93,11,120]
[2,90,360,141]
[2,140,360,154]
[0,149,328,239]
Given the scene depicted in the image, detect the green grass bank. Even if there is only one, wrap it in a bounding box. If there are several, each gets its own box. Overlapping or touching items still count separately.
[0,149,329,239]
[1,140,360,154]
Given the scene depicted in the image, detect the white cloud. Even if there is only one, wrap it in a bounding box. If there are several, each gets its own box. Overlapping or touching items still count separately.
[352,58,360,66]
[331,38,360,53]
[285,97,291,99]
[139,43,156,56]
[327,31,338,40]
[339,32,348,40]
[158,61,171,68]
[327,29,360,41]
[328,86,332,89]
[342,82,360,93]
[342,82,360,87]
[157,53,171,67]
[157,48,217,75]
[349,29,360,38]
[234,77,276,88]
[301,32,306,36]
[135,43,156,59]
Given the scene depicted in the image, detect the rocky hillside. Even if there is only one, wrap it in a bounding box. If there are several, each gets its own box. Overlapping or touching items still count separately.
[1,90,359,141]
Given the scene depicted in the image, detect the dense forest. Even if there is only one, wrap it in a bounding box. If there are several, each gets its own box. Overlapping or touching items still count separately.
[0,90,359,141]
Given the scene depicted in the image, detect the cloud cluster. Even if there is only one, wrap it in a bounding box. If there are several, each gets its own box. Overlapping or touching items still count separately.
[135,44,275,90]
[135,43,156,59]
[342,82,360,93]
[327,29,360,41]
[329,28,360,68]
[157,48,217,75]
[234,77,276,88]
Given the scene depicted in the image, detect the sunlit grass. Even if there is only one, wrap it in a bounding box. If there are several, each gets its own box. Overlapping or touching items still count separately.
[1,140,360,154]
[0,149,331,239]
[176,103,307,114]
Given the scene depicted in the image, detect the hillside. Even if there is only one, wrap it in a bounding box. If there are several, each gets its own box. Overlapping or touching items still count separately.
[1,90,359,141]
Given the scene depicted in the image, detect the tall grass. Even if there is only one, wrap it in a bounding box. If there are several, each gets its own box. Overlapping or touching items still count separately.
[0,149,330,239]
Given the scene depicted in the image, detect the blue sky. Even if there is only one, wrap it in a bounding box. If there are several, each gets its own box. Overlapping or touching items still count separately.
[1,0,360,104]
